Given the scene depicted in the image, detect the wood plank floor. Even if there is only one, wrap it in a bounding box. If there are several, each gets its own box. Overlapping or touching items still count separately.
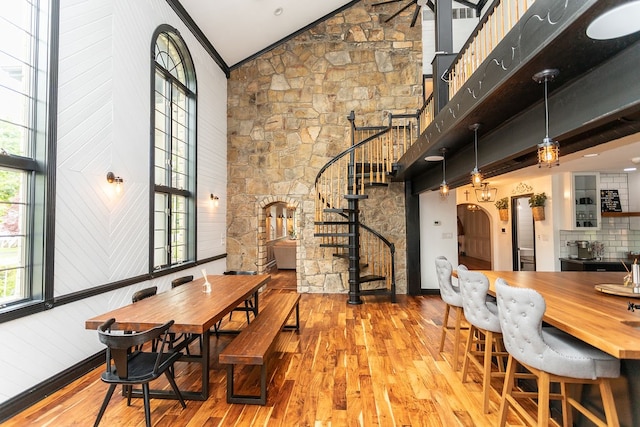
[2,270,527,426]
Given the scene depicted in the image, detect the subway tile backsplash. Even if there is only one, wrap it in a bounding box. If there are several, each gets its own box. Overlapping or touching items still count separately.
[559,173,640,259]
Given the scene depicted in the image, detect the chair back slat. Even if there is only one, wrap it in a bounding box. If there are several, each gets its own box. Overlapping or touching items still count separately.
[97,318,175,379]
[132,286,157,302]
[171,275,194,288]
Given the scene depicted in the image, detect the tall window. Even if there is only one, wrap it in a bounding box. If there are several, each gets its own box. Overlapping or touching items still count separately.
[151,28,196,272]
[0,1,51,316]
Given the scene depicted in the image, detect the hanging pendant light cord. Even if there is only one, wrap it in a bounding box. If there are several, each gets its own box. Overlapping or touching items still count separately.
[544,77,550,139]
[474,130,478,169]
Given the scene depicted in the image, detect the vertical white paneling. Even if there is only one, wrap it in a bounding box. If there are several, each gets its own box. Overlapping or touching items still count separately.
[0,0,228,404]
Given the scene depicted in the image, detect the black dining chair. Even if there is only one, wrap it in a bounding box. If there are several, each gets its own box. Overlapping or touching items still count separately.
[94,318,186,427]
[223,270,258,323]
[169,275,198,354]
[132,286,157,302]
[171,275,194,288]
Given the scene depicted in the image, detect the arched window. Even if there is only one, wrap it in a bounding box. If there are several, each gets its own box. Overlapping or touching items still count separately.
[151,27,196,271]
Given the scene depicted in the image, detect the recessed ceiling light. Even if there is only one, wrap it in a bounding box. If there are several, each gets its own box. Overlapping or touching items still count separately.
[274,7,283,16]
[583,153,599,158]
[586,1,640,40]
[425,155,444,162]
[624,167,637,172]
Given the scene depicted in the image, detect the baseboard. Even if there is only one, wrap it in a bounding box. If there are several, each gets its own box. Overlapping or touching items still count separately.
[0,351,104,423]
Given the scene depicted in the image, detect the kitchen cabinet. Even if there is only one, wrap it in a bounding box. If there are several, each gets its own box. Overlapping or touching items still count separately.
[557,172,601,230]
[560,258,630,272]
[629,171,640,230]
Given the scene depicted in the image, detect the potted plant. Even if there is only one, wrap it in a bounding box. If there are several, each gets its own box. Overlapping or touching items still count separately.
[495,197,509,221]
[529,192,547,221]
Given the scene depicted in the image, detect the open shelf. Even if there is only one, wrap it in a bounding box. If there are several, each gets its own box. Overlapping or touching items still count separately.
[601,212,640,217]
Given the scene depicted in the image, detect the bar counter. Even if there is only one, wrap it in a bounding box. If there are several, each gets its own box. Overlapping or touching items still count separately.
[479,271,640,426]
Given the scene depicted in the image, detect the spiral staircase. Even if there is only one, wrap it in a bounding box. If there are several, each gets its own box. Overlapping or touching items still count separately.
[314,110,422,304]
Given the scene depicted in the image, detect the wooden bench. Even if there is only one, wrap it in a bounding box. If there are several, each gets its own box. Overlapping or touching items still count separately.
[219,292,301,404]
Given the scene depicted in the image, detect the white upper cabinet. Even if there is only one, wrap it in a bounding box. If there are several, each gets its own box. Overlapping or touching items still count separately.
[557,172,601,230]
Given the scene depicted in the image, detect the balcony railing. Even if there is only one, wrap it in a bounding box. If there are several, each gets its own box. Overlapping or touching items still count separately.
[448,0,535,99]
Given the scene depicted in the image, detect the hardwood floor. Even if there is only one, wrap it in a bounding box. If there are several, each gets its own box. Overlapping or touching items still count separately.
[2,272,528,427]
[458,255,491,270]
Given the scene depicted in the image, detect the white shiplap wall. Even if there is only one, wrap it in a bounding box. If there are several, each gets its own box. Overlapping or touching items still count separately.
[0,0,227,403]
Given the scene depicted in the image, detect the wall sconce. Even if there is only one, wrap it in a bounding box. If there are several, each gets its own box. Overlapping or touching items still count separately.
[210,194,219,207]
[475,181,497,203]
[106,172,123,194]
[533,69,560,168]
[469,123,482,187]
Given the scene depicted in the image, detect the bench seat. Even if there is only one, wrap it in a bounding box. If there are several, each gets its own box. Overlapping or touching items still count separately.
[219,292,300,404]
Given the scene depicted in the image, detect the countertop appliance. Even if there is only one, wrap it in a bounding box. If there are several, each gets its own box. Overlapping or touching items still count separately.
[568,240,594,259]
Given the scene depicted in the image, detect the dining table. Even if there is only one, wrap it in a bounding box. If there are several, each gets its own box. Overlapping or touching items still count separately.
[85,273,271,400]
[480,270,640,359]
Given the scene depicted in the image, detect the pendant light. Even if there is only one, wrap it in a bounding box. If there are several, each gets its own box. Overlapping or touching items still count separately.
[475,181,497,203]
[439,148,449,198]
[533,69,560,168]
[469,123,482,186]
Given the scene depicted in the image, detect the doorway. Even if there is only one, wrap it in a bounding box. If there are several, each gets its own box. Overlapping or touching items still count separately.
[511,195,536,271]
[456,203,492,269]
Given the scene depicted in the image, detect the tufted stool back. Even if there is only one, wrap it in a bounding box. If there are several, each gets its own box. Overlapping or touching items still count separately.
[457,269,501,333]
[495,278,619,380]
[435,256,462,307]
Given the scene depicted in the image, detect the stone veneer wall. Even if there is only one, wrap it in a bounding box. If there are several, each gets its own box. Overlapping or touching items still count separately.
[226,0,422,294]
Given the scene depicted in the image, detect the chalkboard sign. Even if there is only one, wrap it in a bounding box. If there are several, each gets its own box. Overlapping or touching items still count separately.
[601,189,622,212]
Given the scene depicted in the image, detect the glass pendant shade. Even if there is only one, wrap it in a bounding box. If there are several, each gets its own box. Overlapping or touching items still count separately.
[471,168,482,186]
[533,69,560,168]
[440,182,449,198]
[538,136,560,167]
[475,182,497,203]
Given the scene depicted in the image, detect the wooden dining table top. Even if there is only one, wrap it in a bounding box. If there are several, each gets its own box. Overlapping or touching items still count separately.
[85,274,271,335]
[480,271,640,359]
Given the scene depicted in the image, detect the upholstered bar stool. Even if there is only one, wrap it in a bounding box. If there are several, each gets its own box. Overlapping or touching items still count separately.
[435,256,467,371]
[457,268,508,413]
[495,278,620,427]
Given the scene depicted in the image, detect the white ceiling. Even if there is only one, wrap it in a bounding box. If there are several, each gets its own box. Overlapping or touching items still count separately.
[177,0,640,184]
[179,0,356,67]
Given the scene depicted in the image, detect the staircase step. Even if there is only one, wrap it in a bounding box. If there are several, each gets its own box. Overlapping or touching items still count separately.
[360,274,385,283]
[314,221,350,226]
[344,194,368,200]
[314,232,354,238]
[323,208,355,214]
[320,243,351,249]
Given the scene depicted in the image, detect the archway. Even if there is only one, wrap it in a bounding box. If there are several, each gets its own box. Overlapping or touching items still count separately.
[257,197,300,276]
[456,203,492,269]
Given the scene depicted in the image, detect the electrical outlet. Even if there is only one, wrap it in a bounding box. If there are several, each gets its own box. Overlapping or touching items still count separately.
[220,232,226,245]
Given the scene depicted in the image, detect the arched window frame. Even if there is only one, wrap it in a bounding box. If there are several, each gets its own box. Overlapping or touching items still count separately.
[150,26,197,273]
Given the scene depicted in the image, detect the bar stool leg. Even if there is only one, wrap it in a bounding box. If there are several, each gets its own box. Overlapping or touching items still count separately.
[453,306,464,371]
[537,371,551,426]
[439,304,451,353]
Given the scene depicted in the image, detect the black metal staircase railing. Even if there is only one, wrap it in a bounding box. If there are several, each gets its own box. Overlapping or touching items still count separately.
[314,110,418,303]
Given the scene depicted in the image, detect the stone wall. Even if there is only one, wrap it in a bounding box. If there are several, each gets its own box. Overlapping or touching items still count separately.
[226,0,422,294]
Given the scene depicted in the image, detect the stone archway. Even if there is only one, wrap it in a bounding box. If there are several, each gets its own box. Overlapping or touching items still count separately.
[257,196,300,283]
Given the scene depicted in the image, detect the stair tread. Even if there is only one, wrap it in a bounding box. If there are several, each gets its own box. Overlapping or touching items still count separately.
[314,232,354,237]
[360,274,385,283]
[320,243,351,248]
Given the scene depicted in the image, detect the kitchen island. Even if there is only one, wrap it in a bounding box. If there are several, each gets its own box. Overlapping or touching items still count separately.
[481,270,640,426]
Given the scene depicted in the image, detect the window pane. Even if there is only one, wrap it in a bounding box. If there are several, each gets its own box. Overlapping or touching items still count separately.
[0,169,28,304]
[153,193,168,269]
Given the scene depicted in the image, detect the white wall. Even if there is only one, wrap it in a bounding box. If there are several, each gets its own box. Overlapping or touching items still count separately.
[419,190,458,289]
[0,0,228,404]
